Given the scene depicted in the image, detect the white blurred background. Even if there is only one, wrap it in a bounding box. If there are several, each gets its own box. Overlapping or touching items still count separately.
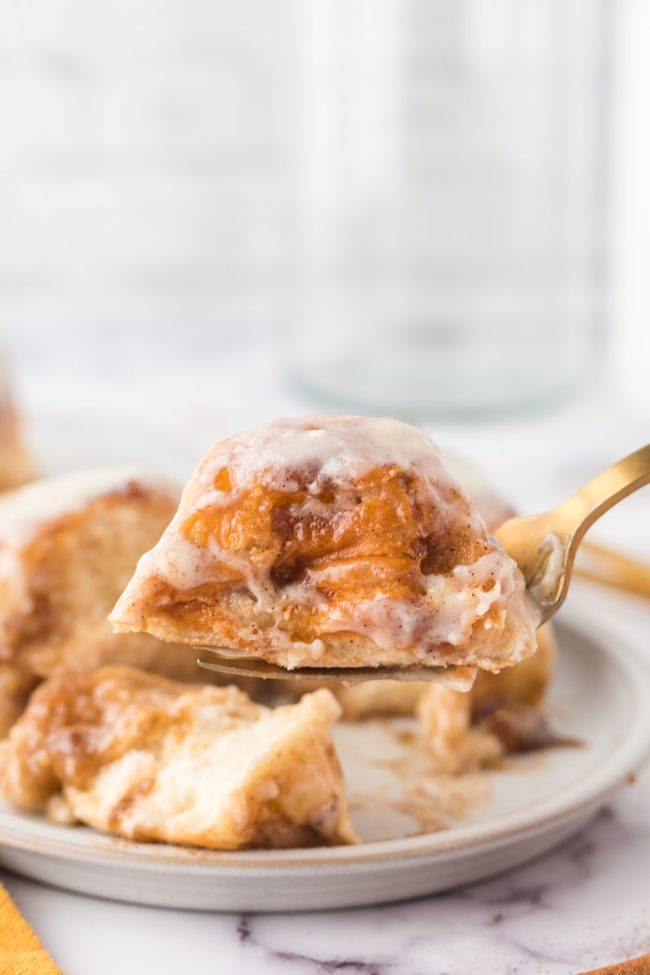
[0,0,647,545]
[0,1,299,387]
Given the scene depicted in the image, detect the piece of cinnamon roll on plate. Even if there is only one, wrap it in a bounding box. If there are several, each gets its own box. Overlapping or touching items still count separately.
[111,415,537,677]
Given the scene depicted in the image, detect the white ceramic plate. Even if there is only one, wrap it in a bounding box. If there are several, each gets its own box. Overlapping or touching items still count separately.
[0,615,648,911]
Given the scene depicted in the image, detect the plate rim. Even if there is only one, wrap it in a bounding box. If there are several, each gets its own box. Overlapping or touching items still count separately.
[1,610,649,873]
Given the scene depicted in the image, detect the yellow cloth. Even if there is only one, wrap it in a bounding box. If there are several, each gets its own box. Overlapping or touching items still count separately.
[578,951,650,974]
[0,884,62,975]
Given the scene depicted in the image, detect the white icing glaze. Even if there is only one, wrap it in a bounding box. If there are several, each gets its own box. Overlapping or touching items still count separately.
[0,467,177,549]
[139,416,488,598]
[197,416,482,510]
[135,531,216,593]
[319,551,518,661]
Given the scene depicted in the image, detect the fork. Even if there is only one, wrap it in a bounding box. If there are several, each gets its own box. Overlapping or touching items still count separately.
[198,444,650,688]
[494,443,650,624]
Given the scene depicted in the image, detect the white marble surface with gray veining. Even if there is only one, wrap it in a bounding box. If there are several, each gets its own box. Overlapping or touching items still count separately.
[1,787,649,975]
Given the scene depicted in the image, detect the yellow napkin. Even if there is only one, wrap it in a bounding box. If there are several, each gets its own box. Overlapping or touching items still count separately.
[579,951,650,974]
[0,884,62,975]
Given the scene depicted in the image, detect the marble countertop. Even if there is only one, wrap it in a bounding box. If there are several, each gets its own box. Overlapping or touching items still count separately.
[1,368,649,975]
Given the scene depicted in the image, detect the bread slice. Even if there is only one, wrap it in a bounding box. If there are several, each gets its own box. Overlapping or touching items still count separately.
[0,469,205,734]
[0,666,356,849]
[110,415,536,673]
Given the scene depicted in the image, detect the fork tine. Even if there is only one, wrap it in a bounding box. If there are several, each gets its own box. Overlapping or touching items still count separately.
[494,444,650,624]
[196,651,477,691]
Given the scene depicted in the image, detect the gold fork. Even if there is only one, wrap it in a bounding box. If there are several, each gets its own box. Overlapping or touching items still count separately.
[198,444,650,688]
[494,444,650,623]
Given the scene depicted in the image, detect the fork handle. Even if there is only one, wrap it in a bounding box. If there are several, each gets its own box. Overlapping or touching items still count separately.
[494,444,650,624]
[554,444,650,547]
[576,540,650,599]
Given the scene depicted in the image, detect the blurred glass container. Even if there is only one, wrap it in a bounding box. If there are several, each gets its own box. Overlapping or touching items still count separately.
[292,0,611,416]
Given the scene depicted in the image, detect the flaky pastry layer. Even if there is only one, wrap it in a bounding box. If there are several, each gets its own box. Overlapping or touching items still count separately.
[0,666,355,849]
[111,416,536,673]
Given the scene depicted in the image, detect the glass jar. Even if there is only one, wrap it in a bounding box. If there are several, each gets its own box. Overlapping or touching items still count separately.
[293,0,611,416]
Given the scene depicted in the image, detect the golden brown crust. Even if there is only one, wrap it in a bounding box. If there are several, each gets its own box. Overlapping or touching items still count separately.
[0,666,356,850]
[0,475,208,735]
[1,486,178,669]
[0,663,38,738]
[118,470,489,655]
[416,683,502,774]
[0,398,34,492]
[471,623,556,710]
